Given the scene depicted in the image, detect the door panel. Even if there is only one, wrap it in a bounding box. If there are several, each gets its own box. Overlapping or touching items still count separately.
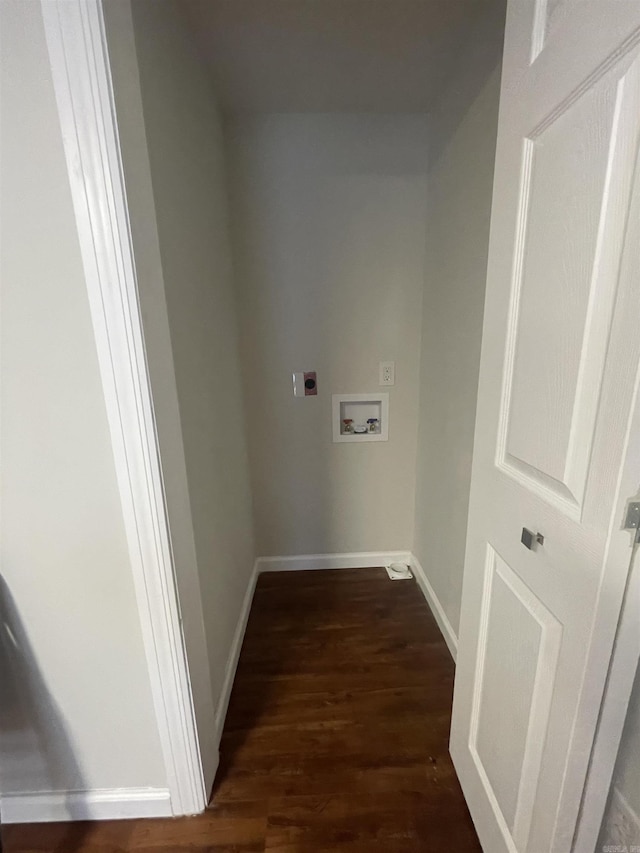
[504,75,623,508]
[533,0,576,60]
[471,549,562,850]
[450,3,640,852]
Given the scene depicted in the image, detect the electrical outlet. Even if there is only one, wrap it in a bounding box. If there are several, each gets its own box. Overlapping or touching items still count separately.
[379,361,395,386]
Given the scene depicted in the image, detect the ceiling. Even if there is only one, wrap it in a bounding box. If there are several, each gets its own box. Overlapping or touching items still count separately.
[180,0,482,114]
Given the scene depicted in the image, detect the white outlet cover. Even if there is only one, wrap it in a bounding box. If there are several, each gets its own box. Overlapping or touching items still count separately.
[379,361,395,385]
[292,372,305,397]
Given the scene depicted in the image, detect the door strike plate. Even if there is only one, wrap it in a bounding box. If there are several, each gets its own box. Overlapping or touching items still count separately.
[624,502,640,530]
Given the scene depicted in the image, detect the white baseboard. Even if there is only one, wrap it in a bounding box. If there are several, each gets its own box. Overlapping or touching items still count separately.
[256,551,412,573]
[2,554,457,827]
[600,786,640,848]
[213,562,260,743]
[409,554,458,662]
[0,786,172,824]
[253,550,457,662]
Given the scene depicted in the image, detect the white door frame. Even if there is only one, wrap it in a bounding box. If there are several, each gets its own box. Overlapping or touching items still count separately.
[571,131,640,848]
[575,550,640,850]
[574,404,640,850]
[40,0,206,816]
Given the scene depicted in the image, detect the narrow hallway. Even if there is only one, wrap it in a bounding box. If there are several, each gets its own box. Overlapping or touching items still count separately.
[3,0,639,848]
[4,568,480,852]
[213,567,480,850]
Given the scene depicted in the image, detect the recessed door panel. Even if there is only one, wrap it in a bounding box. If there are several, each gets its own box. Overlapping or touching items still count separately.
[531,0,575,60]
[499,58,640,515]
[470,550,562,848]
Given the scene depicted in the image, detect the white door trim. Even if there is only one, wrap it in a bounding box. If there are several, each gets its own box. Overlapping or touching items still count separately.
[573,384,640,851]
[40,0,206,816]
[564,139,640,851]
[574,549,640,850]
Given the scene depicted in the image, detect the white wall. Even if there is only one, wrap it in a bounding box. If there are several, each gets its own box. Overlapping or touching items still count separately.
[0,0,165,802]
[413,2,505,636]
[227,114,428,557]
[103,0,255,783]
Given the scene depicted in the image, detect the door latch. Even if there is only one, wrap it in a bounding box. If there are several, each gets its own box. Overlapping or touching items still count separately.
[624,502,640,543]
[521,528,544,550]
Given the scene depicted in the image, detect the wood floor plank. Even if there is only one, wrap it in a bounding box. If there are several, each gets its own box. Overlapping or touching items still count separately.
[264,790,479,853]
[3,568,480,852]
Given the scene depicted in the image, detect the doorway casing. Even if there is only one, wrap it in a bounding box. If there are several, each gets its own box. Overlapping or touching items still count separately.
[41,0,207,817]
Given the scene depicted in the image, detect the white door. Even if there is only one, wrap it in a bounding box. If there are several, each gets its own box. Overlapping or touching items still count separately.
[450,2,640,852]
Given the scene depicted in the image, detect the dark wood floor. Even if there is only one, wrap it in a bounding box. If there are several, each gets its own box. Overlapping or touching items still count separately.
[3,568,480,852]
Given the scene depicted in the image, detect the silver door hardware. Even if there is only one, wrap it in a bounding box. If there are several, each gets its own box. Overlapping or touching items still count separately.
[624,502,640,529]
[521,528,544,550]
[624,502,640,543]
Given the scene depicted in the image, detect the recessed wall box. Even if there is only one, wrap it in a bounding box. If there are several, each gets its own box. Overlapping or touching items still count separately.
[332,393,389,442]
